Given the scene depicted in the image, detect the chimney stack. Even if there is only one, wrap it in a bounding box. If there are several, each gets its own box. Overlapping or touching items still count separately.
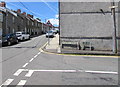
[22,12,26,15]
[27,14,31,17]
[17,9,21,13]
[0,2,6,7]
[27,14,33,18]
[31,15,33,18]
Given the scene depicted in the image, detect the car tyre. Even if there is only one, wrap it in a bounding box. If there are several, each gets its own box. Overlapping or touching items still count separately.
[28,36,30,40]
[22,37,25,41]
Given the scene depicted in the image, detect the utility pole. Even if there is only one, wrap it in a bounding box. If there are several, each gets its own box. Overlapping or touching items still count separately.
[47,20,51,45]
[110,1,117,54]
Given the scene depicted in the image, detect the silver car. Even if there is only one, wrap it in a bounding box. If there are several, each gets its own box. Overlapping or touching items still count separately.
[46,31,54,38]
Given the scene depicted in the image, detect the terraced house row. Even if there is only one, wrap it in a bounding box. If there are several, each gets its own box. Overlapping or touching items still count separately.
[0,2,51,36]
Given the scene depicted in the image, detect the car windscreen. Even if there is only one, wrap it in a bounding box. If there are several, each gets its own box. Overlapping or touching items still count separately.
[48,31,53,33]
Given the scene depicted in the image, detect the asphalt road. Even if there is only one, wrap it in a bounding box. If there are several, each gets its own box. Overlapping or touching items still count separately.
[0,34,118,86]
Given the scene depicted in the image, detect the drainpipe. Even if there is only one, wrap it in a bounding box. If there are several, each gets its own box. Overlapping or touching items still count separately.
[110,2,118,54]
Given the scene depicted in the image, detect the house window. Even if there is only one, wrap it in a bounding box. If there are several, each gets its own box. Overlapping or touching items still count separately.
[13,16,15,23]
[7,13,8,16]
[32,22,34,26]
[13,28,15,33]
[0,13,3,22]
[28,20,29,25]
[8,27,10,33]
[22,19,23,24]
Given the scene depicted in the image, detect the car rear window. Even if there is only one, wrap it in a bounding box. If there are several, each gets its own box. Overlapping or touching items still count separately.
[48,31,53,33]
[16,33,21,34]
[22,32,26,34]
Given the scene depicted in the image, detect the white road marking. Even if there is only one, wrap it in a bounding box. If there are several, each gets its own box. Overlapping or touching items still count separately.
[22,63,29,68]
[37,52,41,55]
[84,70,118,74]
[22,69,118,75]
[40,48,44,52]
[29,58,34,62]
[34,55,38,58]
[34,70,76,72]
[17,80,27,85]
[14,69,24,76]
[1,79,14,86]
[34,70,118,74]
[25,70,34,77]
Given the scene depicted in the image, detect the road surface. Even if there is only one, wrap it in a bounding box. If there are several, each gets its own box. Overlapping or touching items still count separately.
[0,34,118,86]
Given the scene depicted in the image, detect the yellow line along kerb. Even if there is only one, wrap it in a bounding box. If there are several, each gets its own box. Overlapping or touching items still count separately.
[39,41,120,58]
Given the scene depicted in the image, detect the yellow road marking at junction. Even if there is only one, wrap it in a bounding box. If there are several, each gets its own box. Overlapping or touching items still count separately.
[39,41,119,58]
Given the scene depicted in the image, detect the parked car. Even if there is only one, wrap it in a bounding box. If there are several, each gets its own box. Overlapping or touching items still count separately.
[46,31,54,38]
[2,33,19,46]
[51,29,57,34]
[15,31,30,41]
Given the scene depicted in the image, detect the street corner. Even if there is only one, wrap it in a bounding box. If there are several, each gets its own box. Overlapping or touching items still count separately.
[39,41,120,58]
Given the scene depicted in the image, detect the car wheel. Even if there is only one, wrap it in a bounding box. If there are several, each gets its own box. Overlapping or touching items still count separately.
[22,37,25,40]
[8,41,11,46]
[28,36,30,40]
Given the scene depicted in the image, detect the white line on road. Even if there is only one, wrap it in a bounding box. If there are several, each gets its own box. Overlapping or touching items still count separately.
[22,69,118,75]
[13,69,24,76]
[34,70,118,74]
[84,70,118,74]
[37,52,41,55]
[29,58,34,62]
[22,63,29,68]
[17,80,27,85]
[34,55,38,58]
[25,70,34,77]
[34,70,77,72]
[1,79,14,86]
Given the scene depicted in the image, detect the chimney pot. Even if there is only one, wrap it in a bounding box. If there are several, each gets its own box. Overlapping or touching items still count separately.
[22,12,26,15]
[0,2,6,7]
[17,9,21,13]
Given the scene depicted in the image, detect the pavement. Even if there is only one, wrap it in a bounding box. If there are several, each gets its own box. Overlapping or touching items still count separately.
[44,34,60,53]
[43,34,119,56]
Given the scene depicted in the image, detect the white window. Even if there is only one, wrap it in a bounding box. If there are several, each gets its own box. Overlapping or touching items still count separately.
[22,19,23,24]
[28,21,29,25]
[0,13,3,22]
[13,16,15,23]
[36,22,37,26]
[13,28,15,33]
[32,22,34,25]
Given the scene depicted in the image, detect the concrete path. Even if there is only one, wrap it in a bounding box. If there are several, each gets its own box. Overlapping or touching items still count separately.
[45,34,60,53]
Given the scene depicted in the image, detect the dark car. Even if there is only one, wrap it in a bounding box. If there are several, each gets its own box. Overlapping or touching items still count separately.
[2,33,19,46]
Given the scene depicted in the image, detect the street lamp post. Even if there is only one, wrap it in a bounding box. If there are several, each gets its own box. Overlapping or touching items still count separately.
[47,20,51,45]
[48,26,50,45]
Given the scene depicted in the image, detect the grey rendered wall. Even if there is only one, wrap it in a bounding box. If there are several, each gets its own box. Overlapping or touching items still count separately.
[60,14,113,37]
[60,2,118,51]
[118,2,120,53]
